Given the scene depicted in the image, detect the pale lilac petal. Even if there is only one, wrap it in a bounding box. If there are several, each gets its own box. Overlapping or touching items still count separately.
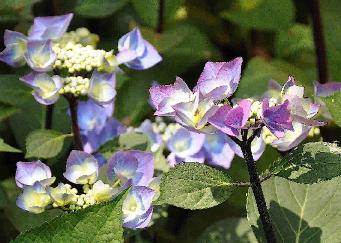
[0,30,27,67]
[137,120,162,152]
[229,133,266,161]
[28,13,73,41]
[88,71,116,105]
[15,161,53,188]
[24,40,56,72]
[314,81,341,97]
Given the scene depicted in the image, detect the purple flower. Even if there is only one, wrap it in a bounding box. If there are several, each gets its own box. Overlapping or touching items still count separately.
[137,120,162,152]
[166,127,206,166]
[88,71,117,105]
[193,57,243,100]
[15,161,55,188]
[209,99,252,137]
[63,150,99,185]
[122,186,155,229]
[20,72,62,105]
[261,99,294,138]
[149,77,194,116]
[117,27,162,70]
[83,118,126,154]
[107,151,154,187]
[0,30,27,67]
[314,81,341,97]
[24,40,56,72]
[203,130,235,169]
[28,13,73,41]
[76,99,113,134]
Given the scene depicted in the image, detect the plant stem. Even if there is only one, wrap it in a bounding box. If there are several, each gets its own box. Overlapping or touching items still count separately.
[65,95,83,150]
[240,130,277,243]
[310,0,328,84]
[45,104,54,129]
[157,0,165,33]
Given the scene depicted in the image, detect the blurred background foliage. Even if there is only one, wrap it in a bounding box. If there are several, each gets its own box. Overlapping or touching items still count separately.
[0,0,340,242]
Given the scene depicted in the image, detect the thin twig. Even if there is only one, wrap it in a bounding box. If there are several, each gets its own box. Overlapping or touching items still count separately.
[45,104,54,129]
[310,0,328,84]
[157,0,165,33]
[65,95,83,150]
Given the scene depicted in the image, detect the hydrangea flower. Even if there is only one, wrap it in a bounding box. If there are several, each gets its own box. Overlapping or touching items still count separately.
[63,150,99,185]
[47,183,77,207]
[15,161,55,188]
[0,30,27,67]
[20,72,62,105]
[107,150,154,187]
[202,129,235,169]
[24,40,56,72]
[136,119,163,152]
[88,71,117,105]
[28,13,73,41]
[122,186,155,229]
[89,180,116,203]
[166,127,206,166]
[117,28,162,70]
[16,182,51,214]
[193,57,243,100]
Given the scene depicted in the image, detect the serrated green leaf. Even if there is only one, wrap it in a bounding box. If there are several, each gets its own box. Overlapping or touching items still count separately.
[247,176,341,242]
[221,0,294,30]
[13,191,126,243]
[197,218,257,243]
[271,142,341,184]
[0,138,21,153]
[74,0,129,18]
[156,163,235,209]
[25,129,72,159]
[322,91,341,127]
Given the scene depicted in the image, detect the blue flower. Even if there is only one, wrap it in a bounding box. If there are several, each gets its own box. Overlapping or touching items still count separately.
[88,71,117,105]
[0,30,27,67]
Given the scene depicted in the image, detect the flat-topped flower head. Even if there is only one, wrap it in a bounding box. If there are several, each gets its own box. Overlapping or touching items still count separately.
[209,99,252,137]
[63,150,99,185]
[0,30,27,67]
[28,13,73,41]
[193,57,243,100]
[88,71,116,105]
[24,40,56,72]
[122,186,155,229]
[77,99,113,134]
[47,183,77,207]
[20,72,62,105]
[16,182,51,214]
[117,27,162,70]
[203,129,235,169]
[149,77,194,116]
[261,99,294,138]
[172,92,219,131]
[107,151,154,187]
[167,127,205,166]
[15,161,55,188]
[137,120,162,152]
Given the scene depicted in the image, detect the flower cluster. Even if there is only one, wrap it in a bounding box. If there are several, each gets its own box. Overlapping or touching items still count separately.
[149,57,324,153]
[15,150,158,229]
[0,13,162,106]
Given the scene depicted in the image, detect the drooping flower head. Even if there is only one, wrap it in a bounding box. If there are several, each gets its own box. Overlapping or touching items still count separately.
[63,150,99,185]
[117,27,162,70]
[0,30,27,67]
[122,186,155,229]
[20,72,62,105]
[15,161,55,188]
[88,71,117,105]
[107,151,154,187]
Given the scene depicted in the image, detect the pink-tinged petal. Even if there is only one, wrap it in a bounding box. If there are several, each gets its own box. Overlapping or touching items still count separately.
[208,105,238,136]
[194,57,243,100]
[314,81,341,97]
[28,13,73,41]
[24,40,56,72]
[291,114,326,127]
[88,71,116,105]
[281,75,296,95]
[15,161,54,188]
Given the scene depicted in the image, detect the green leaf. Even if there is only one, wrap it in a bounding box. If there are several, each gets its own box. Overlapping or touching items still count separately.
[0,103,19,122]
[247,176,341,242]
[197,218,257,243]
[221,0,294,30]
[25,129,72,159]
[118,132,151,151]
[0,0,37,23]
[156,163,235,209]
[0,138,21,153]
[13,191,126,243]
[272,142,341,184]
[0,75,32,107]
[322,91,341,127]
[131,0,183,28]
[74,0,129,18]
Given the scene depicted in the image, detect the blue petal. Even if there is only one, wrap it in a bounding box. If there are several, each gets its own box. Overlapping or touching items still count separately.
[88,71,117,105]
[24,40,56,72]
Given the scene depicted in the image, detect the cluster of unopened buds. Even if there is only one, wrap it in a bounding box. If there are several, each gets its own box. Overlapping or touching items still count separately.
[15,150,159,229]
[0,13,162,105]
